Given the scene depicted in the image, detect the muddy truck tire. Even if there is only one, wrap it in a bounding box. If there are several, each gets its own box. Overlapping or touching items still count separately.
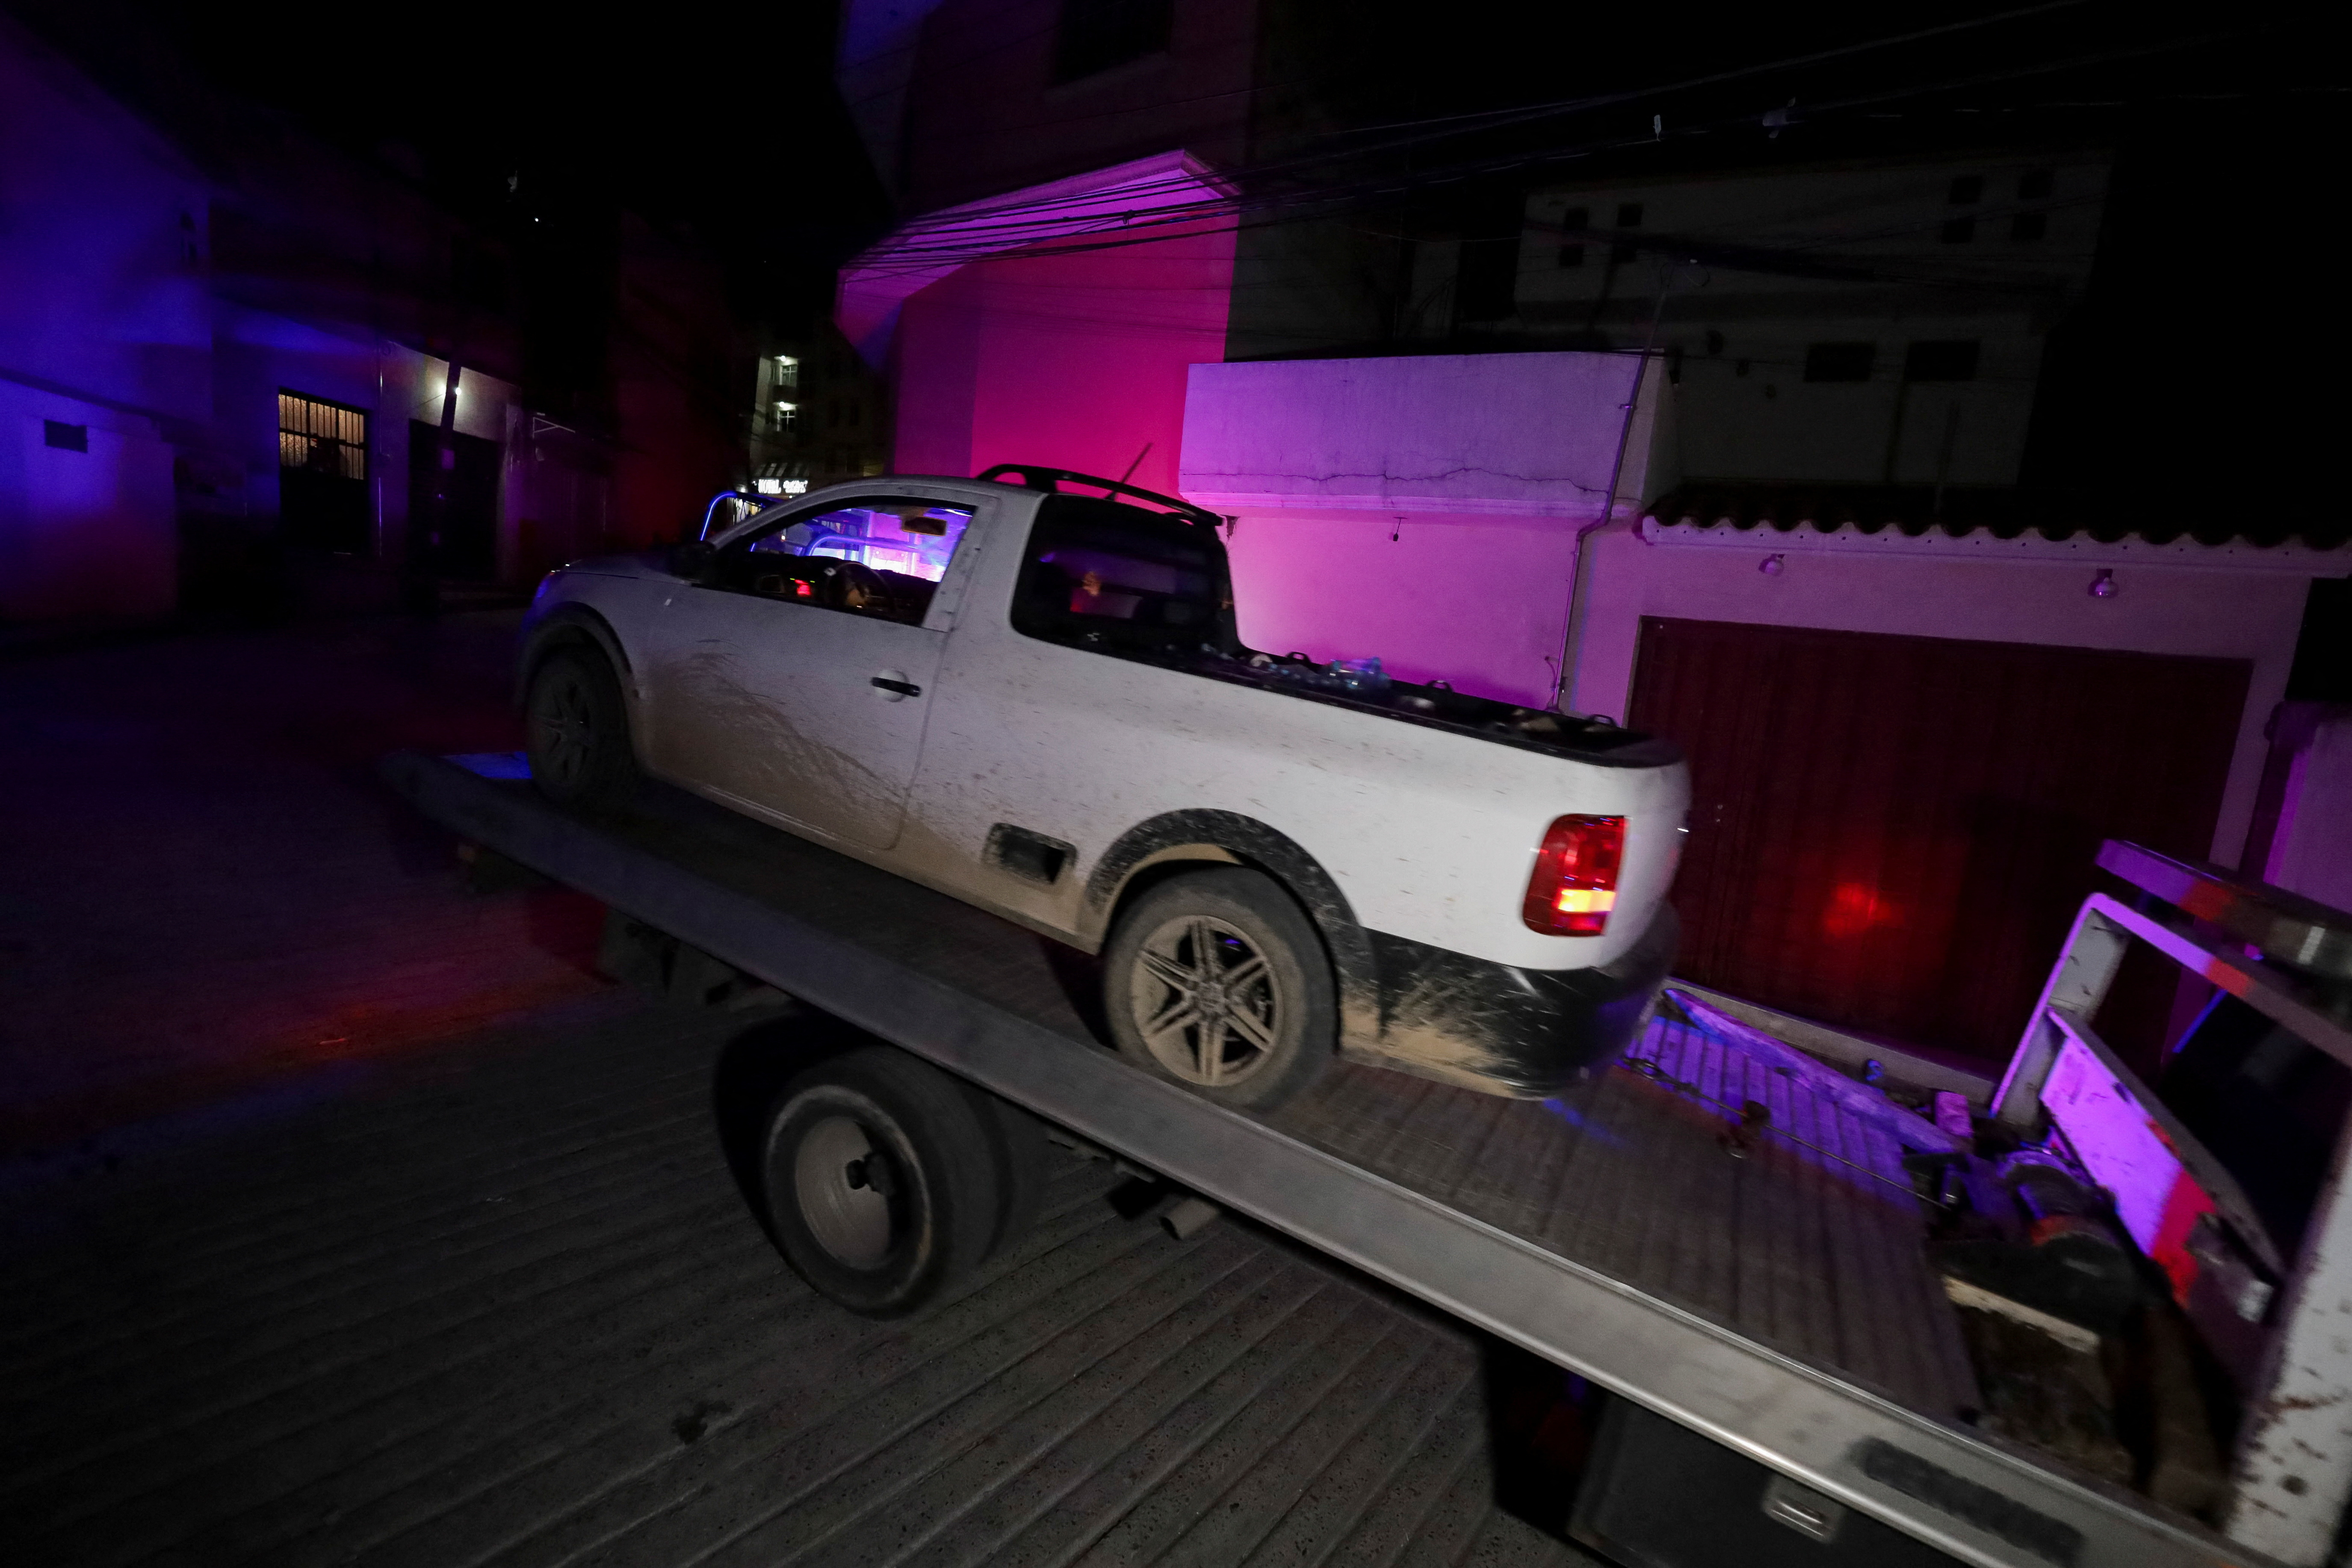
[1104,867,1336,1111]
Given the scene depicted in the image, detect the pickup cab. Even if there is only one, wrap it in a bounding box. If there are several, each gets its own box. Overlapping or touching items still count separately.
[517,465,1689,1109]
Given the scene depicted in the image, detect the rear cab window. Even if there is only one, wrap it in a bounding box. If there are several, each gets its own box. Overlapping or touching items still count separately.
[1010,495,1235,656]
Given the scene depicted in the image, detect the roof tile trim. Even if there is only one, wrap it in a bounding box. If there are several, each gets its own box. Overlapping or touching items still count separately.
[1639,516,2344,574]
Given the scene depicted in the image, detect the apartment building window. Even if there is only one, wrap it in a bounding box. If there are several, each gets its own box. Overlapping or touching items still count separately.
[1904,340,1980,382]
[1612,202,1644,263]
[1052,0,1172,83]
[1943,174,1982,243]
[43,420,88,452]
[1557,207,1589,268]
[1456,183,1525,322]
[1803,342,1876,382]
[2011,169,2053,240]
[773,354,799,390]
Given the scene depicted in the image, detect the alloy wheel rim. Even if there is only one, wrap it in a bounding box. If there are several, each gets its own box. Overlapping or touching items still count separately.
[530,675,591,786]
[1131,914,1282,1087]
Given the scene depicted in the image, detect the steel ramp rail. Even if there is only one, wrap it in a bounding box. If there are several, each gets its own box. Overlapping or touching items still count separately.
[380,751,2279,1568]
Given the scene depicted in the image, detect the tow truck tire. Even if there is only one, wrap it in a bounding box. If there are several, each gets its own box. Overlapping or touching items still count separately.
[524,646,638,811]
[1104,867,1336,1111]
[986,1096,1050,1256]
[758,1047,1003,1317]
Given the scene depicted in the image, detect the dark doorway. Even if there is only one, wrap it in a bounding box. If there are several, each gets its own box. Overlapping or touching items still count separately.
[1628,619,2249,1067]
[406,421,503,580]
[278,390,371,553]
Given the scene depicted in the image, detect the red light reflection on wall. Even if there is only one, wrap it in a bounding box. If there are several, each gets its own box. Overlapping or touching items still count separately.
[1822,880,1900,939]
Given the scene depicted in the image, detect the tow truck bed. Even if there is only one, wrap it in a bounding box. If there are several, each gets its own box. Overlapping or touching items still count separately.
[383,750,2269,1568]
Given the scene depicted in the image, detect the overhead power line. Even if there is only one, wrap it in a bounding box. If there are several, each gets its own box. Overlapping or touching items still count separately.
[851,27,2225,274]
[843,28,2223,300]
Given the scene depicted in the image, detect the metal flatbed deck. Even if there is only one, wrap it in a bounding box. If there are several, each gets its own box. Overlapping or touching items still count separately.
[383,751,2278,1568]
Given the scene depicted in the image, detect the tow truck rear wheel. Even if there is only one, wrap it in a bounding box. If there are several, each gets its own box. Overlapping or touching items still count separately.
[758,1047,1007,1317]
[524,646,638,811]
[1104,867,1335,1111]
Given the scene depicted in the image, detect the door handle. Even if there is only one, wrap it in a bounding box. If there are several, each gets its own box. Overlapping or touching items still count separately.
[870,674,922,699]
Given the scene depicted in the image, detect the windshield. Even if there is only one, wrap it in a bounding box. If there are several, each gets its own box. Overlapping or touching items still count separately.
[748,502,971,582]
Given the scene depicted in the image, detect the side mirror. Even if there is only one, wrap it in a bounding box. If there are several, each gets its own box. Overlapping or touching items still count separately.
[668,540,717,583]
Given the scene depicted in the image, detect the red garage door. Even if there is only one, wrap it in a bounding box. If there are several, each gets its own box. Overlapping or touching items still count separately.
[1628,618,2249,1067]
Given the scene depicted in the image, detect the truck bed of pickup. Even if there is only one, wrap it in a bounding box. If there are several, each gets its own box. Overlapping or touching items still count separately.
[385,750,2265,1568]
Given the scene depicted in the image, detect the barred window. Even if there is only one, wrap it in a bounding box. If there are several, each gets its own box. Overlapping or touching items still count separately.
[278,390,368,481]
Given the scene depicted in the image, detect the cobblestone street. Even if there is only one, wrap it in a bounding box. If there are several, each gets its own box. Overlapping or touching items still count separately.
[0,619,1588,1567]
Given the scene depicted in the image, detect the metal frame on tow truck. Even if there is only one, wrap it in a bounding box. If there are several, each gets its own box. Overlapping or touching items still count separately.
[384,750,2332,1568]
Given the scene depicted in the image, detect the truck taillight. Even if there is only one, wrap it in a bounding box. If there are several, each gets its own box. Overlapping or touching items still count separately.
[1522,815,1624,936]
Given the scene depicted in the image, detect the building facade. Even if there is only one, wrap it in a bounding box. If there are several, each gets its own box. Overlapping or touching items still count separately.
[0,11,739,629]
[746,323,893,499]
[820,1,2347,1070]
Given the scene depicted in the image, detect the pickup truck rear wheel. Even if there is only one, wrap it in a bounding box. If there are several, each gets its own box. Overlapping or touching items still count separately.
[524,647,638,810]
[758,1047,1003,1317]
[1105,868,1335,1110]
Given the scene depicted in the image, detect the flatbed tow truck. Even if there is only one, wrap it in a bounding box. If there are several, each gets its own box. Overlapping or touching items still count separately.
[384,749,2352,1568]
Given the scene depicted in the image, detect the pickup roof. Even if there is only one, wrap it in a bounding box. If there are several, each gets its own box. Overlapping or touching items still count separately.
[517,464,1689,1107]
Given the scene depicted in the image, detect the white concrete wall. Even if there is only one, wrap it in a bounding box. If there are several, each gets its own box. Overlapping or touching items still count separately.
[1182,352,1642,517]
[1224,508,1587,706]
[1566,529,2315,865]
[1187,350,1662,708]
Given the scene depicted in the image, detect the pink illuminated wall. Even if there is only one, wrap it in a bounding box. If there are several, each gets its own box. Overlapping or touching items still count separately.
[889,219,1235,498]
[1224,512,1583,707]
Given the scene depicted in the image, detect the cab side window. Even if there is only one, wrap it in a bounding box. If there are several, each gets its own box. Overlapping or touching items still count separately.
[717,498,973,627]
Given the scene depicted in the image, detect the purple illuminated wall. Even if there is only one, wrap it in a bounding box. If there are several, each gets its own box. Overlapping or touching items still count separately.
[0,15,209,618]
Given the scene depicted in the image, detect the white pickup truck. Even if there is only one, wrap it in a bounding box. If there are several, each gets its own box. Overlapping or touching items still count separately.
[517,465,1689,1109]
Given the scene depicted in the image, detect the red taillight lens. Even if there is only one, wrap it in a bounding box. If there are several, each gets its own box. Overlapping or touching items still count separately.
[1522,815,1624,936]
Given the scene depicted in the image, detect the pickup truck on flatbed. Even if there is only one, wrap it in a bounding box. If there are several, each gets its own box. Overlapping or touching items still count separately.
[514,465,1688,1110]
[393,467,2352,1568]
[385,740,2352,1568]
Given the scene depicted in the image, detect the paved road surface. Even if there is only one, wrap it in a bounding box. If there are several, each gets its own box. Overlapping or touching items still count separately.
[0,617,1599,1567]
